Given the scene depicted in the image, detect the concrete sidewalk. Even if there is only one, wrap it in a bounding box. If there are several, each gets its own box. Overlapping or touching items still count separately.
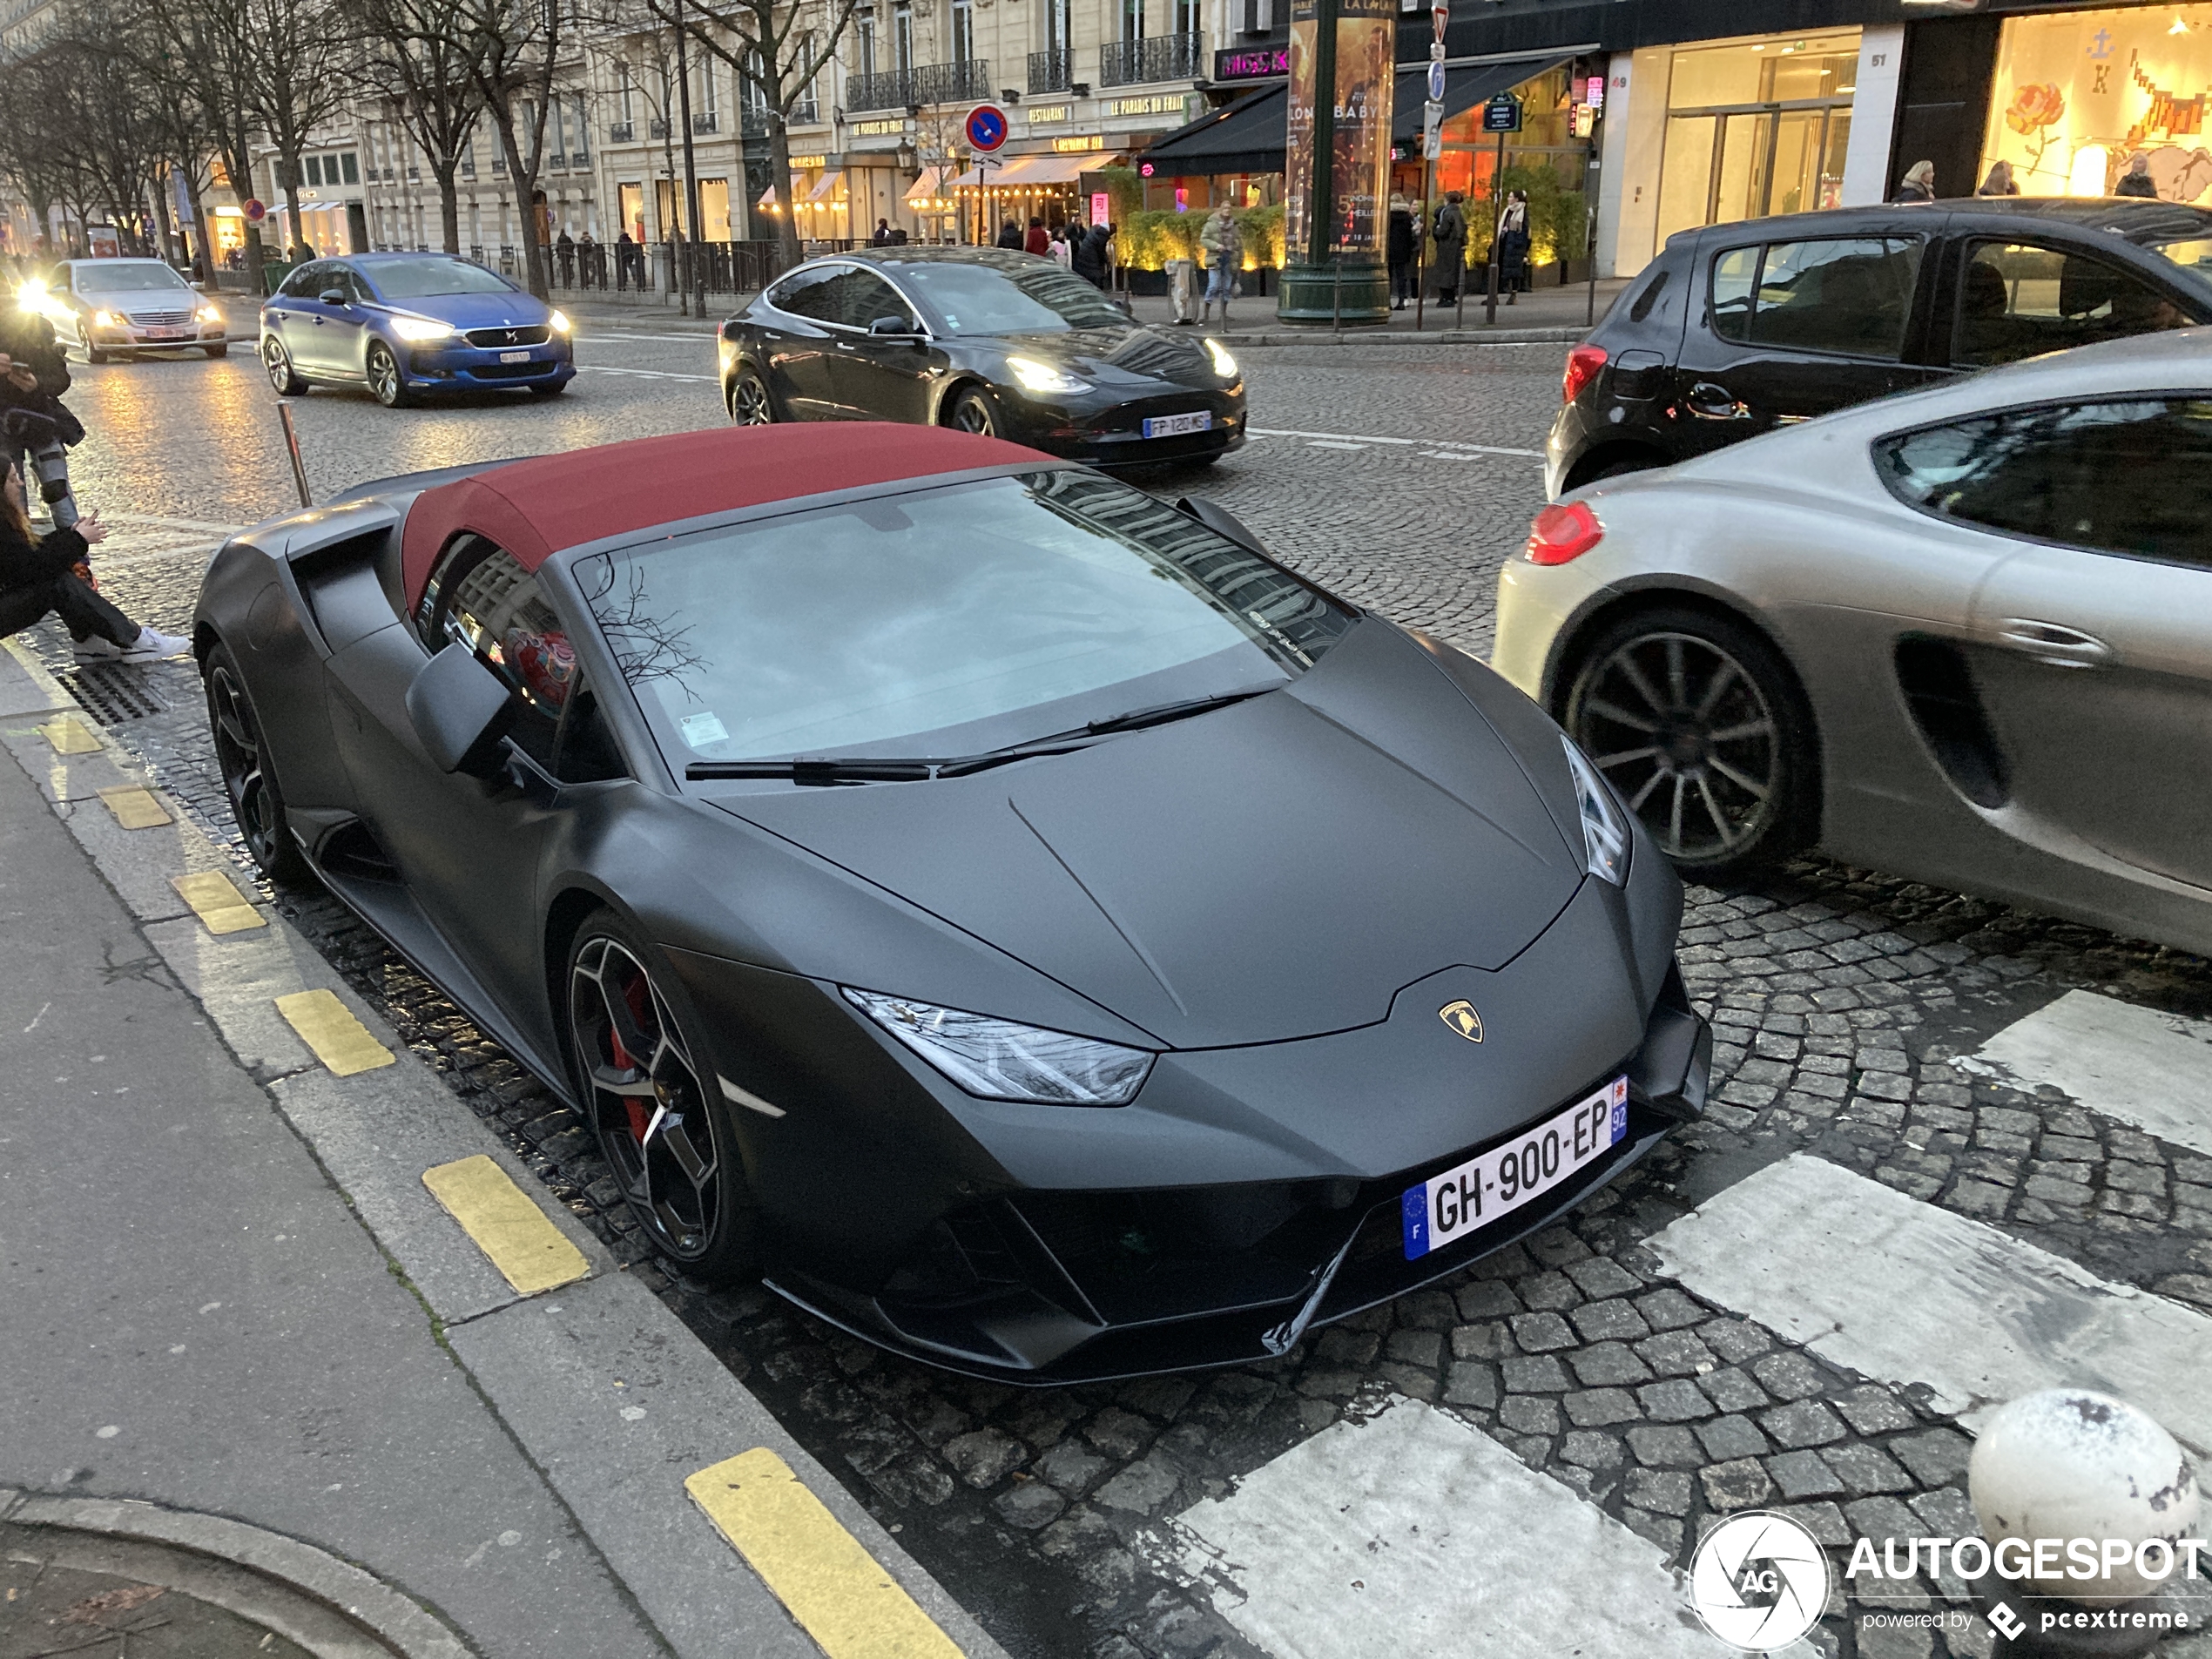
[0,642,1008,1659]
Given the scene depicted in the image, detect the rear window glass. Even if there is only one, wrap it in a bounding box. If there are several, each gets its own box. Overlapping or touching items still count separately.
[1710,237,1923,359]
[577,471,1351,770]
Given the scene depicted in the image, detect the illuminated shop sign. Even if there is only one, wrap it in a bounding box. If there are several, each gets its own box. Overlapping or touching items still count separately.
[1216,45,1291,80]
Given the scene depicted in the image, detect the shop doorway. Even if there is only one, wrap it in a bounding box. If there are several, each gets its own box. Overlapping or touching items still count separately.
[1658,105,1851,245]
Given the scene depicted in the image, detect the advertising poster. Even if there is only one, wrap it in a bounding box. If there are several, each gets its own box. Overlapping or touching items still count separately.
[1284,0,1318,256]
[1330,0,1394,253]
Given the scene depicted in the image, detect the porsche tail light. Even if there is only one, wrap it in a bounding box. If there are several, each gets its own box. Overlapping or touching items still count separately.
[1527,501,1603,565]
[1561,343,1607,405]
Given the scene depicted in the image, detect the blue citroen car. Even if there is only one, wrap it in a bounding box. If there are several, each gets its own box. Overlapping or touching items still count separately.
[259,252,576,408]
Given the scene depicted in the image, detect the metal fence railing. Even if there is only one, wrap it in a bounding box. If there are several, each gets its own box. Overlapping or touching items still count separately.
[1099,32,1203,86]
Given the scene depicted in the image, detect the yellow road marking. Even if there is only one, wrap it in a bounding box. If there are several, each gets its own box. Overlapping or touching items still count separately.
[685,1448,962,1659]
[274,988,395,1076]
[421,1155,590,1296]
[39,717,101,754]
[172,871,266,934]
[99,786,173,829]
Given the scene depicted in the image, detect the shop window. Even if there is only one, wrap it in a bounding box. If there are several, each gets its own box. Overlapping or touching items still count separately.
[1877,399,2212,567]
[1710,237,1923,359]
[1954,242,2195,368]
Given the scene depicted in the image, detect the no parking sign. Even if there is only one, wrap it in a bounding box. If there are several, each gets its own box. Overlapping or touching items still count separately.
[965,105,1009,153]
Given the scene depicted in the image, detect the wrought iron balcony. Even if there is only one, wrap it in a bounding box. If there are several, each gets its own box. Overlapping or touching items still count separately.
[570,151,590,166]
[1027,47,1071,95]
[692,111,718,133]
[845,58,989,111]
[649,118,669,138]
[608,121,635,142]
[1098,32,1203,86]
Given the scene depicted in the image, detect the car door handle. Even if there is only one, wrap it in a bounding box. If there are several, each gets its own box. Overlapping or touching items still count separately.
[1993,619,2115,670]
[1684,381,1751,421]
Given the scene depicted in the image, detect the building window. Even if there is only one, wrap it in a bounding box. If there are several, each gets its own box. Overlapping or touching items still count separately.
[1172,0,1195,35]
[894,0,913,72]
[618,64,635,126]
[698,61,718,116]
[1238,0,1269,32]
[1044,0,1069,53]
[1122,0,1142,41]
[952,0,972,63]
[341,152,359,184]
[858,9,876,80]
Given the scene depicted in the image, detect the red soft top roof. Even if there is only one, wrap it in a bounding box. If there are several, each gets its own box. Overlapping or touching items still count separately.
[398,422,1044,610]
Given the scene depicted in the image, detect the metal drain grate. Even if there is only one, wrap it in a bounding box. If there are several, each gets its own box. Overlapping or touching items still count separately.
[64,662,168,724]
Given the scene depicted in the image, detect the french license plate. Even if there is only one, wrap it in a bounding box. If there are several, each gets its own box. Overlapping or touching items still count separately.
[1402,1077,1629,1260]
[1143,411,1211,439]
[500,350,531,363]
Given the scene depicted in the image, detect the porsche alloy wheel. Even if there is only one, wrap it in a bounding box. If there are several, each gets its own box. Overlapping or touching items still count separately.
[367,341,412,408]
[730,367,773,425]
[205,644,307,882]
[1565,606,1815,880]
[569,927,757,1277]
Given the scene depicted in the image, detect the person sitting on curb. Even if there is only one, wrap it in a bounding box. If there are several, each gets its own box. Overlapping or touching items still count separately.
[0,462,186,664]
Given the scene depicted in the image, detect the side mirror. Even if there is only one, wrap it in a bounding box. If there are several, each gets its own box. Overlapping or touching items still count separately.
[1175,496,1268,557]
[406,645,514,776]
[868,314,919,337]
[319,287,348,307]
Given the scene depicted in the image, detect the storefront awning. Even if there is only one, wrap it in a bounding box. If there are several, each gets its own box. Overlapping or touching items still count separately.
[950,151,1122,189]
[905,172,950,206]
[808,169,846,202]
[1136,56,1565,179]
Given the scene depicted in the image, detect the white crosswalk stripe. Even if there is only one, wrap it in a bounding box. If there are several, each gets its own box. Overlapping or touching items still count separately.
[1649,1153,2212,1456]
[1961,990,2212,1160]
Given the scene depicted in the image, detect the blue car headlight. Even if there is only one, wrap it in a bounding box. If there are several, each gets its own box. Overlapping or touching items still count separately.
[841,988,1152,1105]
[390,314,456,343]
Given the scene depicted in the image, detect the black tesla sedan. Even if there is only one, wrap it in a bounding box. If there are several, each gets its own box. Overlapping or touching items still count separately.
[194,424,1704,1383]
[718,246,1246,468]
[1547,197,2212,497]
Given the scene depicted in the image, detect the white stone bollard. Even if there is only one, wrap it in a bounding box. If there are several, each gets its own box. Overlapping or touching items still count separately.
[1969,1388,2201,1608]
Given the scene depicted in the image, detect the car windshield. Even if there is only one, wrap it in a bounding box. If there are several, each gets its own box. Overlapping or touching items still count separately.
[366,258,517,298]
[575,471,1352,769]
[2149,237,2212,292]
[896,261,1129,335]
[78,264,187,292]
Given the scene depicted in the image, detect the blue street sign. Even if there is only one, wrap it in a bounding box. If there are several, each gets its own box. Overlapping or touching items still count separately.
[1481,92,1523,134]
[965,105,1009,152]
[1427,59,1446,100]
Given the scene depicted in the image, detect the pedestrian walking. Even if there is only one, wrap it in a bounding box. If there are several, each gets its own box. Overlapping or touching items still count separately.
[871,219,894,246]
[1048,224,1074,269]
[1495,189,1531,303]
[1894,160,1937,203]
[2114,152,2160,198]
[1386,192,1417,309]
[1977,160,2020,197]
[996,219,1024,250]
[1432,192,1467,307]
[1072,221,1112,290]
[1024,216,1050,256]
[0,462,182,664]
[555,227,575,287]
[577,229,600,288]
[1198,205,1241,327]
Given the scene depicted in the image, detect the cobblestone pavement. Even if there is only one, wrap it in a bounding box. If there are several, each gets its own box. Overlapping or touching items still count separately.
[24,337,2212,1659]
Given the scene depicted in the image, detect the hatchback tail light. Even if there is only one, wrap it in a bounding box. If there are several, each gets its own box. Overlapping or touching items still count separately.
[1561,343,1608,405]
[1527,501,1603,565]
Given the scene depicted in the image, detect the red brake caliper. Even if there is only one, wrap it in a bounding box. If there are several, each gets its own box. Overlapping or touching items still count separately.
[611,974,654,1143]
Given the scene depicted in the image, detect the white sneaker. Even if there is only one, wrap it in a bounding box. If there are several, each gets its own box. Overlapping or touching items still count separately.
[119,627,189,664]
[73,635,124,663]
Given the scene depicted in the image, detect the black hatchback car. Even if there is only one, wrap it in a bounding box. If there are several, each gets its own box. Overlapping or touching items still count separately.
[1547,198,2212,497]
[719,246,1246,468]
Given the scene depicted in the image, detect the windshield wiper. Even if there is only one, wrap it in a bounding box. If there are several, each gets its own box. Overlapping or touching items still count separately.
[1082,685,1278,736]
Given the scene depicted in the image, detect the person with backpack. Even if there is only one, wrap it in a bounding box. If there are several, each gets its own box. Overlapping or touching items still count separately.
[1198,206,1242,327]
[1432,192,1468,307]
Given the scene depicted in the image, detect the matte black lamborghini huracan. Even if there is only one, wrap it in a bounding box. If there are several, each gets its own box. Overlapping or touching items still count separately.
[193,423,1707,1382]
[718,247,1246,469]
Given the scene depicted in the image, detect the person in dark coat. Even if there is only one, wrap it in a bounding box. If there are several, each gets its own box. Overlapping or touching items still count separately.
[996,219,1024,249]
[1977,160,2020,197]
[1071,222,1111,289]
[0,462,182,663]
[1024,216,1050,256]
[1495,189,1532,301]
[1894,160,1936,203]
[1432,192,1467,307]
[871,219,893,246]
[1386,192,1416,309]
[2114,152,2161,199]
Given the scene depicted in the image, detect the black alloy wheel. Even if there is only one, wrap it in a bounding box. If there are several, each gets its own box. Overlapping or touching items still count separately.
[1564,605,1816,881]
[568,921,758,1278]
[205,643,308,883]
[263,336,307,395]
[366,340,412,408]
[947,386,1001,438]
[729,366,773,425]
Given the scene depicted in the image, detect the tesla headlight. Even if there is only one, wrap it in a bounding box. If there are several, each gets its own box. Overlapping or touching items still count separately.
[549,308,571,333]
[1204,336,1238,379]
[1006,354,1090,395]
[841,988,1152,1106]
[1561,735,1630,886]
[197,303,223,323]
[390,314,455,342]
[92,309,118,327]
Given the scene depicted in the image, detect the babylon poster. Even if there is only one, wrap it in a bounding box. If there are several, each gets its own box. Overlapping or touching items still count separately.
[1284,0,1395,258]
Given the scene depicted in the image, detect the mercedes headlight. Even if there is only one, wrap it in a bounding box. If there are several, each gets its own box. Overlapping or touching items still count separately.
[390,314,455,342]
[1006,354,1090,395]
[92,309,118,327]
[842,988,1152,1106]
[549,308,571,333]
[17,279,47,311]
[197,304,223,323]
[1561,735,1630,886]
[1204,336,1238,379]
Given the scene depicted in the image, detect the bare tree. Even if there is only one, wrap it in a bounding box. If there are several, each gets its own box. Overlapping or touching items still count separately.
[239,0,356,256]
[357,0,490,253]
[0,44,81,253]
[45,5,172,253]
[138,0,280,286]
[648,0,858,263]
[462,0,581,298]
